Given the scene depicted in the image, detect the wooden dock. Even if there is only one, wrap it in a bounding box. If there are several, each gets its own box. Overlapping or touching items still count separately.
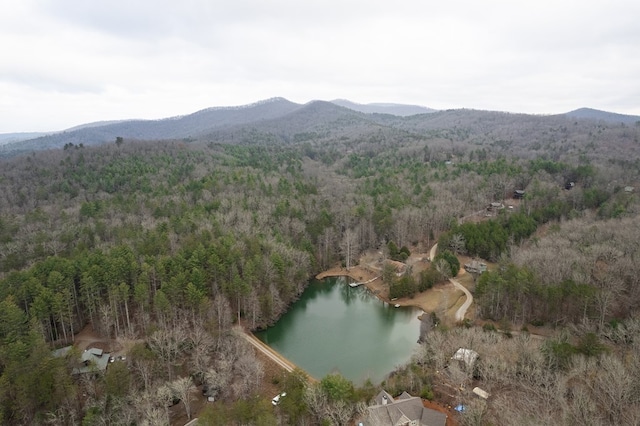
[349,275,381,287]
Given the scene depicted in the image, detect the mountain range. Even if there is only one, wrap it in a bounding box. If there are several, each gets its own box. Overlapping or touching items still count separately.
[0,99,638,157]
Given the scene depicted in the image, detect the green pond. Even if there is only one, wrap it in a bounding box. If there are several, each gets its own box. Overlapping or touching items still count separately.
[256,277,420,384]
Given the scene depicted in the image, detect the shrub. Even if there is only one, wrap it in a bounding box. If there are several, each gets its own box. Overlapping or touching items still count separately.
[577,333,607,357]
[482,323,497,332]
[418,268,441,291]
[420,385,434,401]
[433,250,460,277]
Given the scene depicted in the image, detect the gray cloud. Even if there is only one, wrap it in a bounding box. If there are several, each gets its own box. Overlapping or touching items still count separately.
[0,0,638,132]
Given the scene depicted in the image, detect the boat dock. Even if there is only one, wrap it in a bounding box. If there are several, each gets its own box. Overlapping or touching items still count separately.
[349,275,380,287]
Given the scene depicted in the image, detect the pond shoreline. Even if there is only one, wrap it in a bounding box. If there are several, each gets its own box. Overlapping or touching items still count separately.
[256,277,421,384]
[316,265,389,301]
[315,264,467,324]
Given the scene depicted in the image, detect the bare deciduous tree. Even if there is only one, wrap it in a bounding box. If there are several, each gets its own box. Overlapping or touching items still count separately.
[340,229,359,271]
[235,352,264,397]
[212,295,232,333]
[188,325,215,379]
[434,258,452,280]
[148,325,186,380]
[169,376,196,420]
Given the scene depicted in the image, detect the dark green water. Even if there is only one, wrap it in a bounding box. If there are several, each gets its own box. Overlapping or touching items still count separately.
[256,277,420,384]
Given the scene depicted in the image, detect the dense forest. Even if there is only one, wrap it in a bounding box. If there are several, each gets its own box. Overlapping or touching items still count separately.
[0,103,639,425]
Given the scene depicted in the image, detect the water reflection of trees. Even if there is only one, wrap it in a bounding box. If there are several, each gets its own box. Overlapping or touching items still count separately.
[340,280,354,305]
[340,281,378,306]
[330,276,420,324]
[372,297,418,327]
[314,278,337,295]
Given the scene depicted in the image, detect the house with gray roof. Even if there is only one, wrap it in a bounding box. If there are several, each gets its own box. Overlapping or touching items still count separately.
[53,346,111,375]
[74,347,110,374]
[364,390,447,426]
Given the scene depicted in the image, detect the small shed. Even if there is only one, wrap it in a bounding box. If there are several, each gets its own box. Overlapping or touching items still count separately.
[487,202,504,215]
[472,387,490,399]
[624,186,634,193]
[513,189,525,199]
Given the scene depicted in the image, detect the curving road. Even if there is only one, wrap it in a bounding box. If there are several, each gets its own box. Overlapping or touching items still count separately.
[429,242,438,262]
[430,243,473,322]
[450,278,473,322]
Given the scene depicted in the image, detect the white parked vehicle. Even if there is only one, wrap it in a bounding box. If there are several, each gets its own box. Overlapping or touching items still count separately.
[271,392,287,406]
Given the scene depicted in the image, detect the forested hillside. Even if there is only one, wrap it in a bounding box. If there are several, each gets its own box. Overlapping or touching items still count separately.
[0,105,639,424]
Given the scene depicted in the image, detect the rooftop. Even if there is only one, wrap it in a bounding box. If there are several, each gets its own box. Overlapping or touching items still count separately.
[365,390,447,426]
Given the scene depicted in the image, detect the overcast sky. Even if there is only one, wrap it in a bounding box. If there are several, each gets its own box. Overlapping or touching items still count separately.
[1,0,639,132]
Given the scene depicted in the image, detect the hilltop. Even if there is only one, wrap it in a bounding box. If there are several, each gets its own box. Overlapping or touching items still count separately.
[563,107,640,124]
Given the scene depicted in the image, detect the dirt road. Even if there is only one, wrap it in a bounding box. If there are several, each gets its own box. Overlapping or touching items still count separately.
[235,328,319,382]
[429,243,438,261]
[235,327,309,375]
[450,278,473,322]
[431,243,473,322]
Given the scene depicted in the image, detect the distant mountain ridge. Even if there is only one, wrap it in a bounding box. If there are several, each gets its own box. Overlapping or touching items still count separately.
[65,119,133,132]
[330,99,435,116]
[563,107,640,124]
[0,132,50,145]
[0,98,303,155]
[2,98,638,157]
[0,98,425,155]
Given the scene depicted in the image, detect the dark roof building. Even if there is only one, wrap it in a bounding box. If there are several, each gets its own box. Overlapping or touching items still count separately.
[52,345,111,375]
[74,347,111,374]
[364,390,447,426]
